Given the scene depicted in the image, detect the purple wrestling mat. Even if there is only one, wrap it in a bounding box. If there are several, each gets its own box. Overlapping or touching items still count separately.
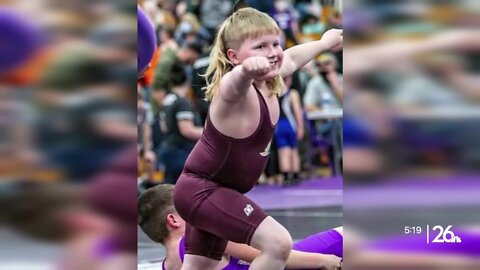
[367,227,480,257]
[246,177,343,210]
[344,174,480,209]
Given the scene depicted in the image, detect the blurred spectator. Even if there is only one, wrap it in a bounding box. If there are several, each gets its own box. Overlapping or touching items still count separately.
[38,97,136,181]
[149,85,168,151]
[191,48,211,124]
[153,39,203,93]
[269,0,301,47]
[275,76,304,185]
[35,51,136,181]
[246,0,274,13]
[198,0,235,43]
[303,53,343,176]
[159,26,179,52]
[137,84,156,183]
[301,13,326,38]
[263,136,282,185]
[304,53,343,112]
[148,39,208,174]
[328,9,343,29]
[175,12,204,46]
[158,64,203,184]
[88,14,137,63]
[389,53,479,109]
[342,91,388,180]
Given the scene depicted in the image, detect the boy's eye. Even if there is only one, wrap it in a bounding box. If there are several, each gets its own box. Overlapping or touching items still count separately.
[255,45,265,49]
[273,42,280,47]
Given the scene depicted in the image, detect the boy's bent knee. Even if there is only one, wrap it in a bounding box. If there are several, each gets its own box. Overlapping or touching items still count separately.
[265,232,293,260]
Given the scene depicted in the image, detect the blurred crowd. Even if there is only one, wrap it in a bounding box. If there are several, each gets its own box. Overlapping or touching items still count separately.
[343,1,480,269]
[2,0,137,182]
[137,0,344,192]
[1,0,137,269]
[342,0,480,180]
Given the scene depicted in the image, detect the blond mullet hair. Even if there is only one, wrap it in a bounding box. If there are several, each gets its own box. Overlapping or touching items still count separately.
[203,7,285,101]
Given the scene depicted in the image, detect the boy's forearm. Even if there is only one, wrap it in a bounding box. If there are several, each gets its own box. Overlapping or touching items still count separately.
[285,250,337,269]
[283,40,331,74]
[222,65,254,98]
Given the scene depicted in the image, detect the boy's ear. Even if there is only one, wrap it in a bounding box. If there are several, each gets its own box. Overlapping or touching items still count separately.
[166,213,181,229]
[227,49,240,65]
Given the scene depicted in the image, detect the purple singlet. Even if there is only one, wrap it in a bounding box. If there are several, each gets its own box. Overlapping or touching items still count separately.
[162,229,344,270]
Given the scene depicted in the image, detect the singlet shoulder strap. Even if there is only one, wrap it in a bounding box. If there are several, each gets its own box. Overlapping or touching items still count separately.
[252,83,268,110]
[179,235,186,261]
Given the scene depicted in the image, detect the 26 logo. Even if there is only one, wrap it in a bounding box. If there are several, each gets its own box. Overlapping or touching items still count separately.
[431,225,462,243]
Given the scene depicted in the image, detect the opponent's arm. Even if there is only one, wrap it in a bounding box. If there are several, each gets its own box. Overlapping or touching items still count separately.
[224,241,341,269]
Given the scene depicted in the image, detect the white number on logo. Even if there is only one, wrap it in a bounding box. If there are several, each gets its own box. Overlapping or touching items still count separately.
[432,225,455,243]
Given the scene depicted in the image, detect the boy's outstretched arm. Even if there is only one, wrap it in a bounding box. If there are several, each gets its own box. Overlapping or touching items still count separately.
[224,241,341,269]
[280,29,343,78]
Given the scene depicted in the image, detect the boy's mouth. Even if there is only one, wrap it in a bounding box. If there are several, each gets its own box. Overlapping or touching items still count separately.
[269,61,278,67]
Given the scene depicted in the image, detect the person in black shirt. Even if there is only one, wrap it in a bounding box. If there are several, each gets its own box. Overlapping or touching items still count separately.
[158,64,203,184]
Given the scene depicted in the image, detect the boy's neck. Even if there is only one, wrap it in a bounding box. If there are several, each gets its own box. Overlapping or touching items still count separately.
[163,234,183,270]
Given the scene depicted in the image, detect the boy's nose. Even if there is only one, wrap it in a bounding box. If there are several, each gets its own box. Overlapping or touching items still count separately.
[267,47,276,58]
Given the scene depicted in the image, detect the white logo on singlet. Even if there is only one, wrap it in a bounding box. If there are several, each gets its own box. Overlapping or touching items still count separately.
[259,140,272,156]
[244,204,254,216]
[237,260,251,265]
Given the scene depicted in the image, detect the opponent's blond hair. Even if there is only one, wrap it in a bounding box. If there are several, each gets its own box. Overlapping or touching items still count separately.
[204,7,285,101]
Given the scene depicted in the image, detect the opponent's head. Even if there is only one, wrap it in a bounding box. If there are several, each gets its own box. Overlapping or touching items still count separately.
[137,6,156,78]
[204,7,284,100]
[138,184,185,244]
